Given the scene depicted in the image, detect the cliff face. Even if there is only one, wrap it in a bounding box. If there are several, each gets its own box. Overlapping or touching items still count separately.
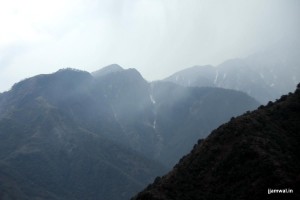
[132,85,300,200]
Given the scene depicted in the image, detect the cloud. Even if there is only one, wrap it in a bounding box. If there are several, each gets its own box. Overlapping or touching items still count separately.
[0,0,299,92]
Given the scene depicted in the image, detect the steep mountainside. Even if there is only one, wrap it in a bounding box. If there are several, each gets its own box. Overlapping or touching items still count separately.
[132,85,300,200]
[0,69,165,200]
[165,46,300,104]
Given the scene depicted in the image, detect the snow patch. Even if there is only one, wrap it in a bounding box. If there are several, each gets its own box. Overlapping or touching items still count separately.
[153,119,157,129]
[214,70,219,84]
[259,73,265,79]
[150,94,156,104]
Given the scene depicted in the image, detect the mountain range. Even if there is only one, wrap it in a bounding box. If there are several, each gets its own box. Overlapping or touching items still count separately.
[165,44,300,104]
[1,44,299,199]
[132,84,300,200]
[0,65,258,199]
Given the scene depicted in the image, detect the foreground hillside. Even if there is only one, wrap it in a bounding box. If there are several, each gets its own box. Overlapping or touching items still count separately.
[132,84,300,200]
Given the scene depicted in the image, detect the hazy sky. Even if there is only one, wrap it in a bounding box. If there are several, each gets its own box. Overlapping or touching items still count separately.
[0,0,299,92]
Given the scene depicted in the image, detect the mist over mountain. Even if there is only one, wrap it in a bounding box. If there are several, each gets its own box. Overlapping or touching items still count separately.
[165,44,300,104]
[0,66,258,199]
[90,66,259,167]
[132,85,300,200]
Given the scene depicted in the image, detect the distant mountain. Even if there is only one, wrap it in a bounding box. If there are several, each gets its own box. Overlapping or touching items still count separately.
[165,46,300,104]
[0,66,259,199]
[132,84,300,200]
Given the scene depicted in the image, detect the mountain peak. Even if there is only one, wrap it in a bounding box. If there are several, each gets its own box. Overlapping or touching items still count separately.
[94,67,147,86]
[54,68,91,79]
[91,64,124,77]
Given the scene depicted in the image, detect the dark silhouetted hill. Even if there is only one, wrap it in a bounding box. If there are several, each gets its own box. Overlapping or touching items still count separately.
[132,84,300,200]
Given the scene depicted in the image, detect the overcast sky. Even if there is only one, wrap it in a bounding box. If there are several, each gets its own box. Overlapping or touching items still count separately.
[0,0,299,92]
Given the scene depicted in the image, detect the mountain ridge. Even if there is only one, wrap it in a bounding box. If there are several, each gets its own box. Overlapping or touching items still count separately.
[0,66,260,199]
